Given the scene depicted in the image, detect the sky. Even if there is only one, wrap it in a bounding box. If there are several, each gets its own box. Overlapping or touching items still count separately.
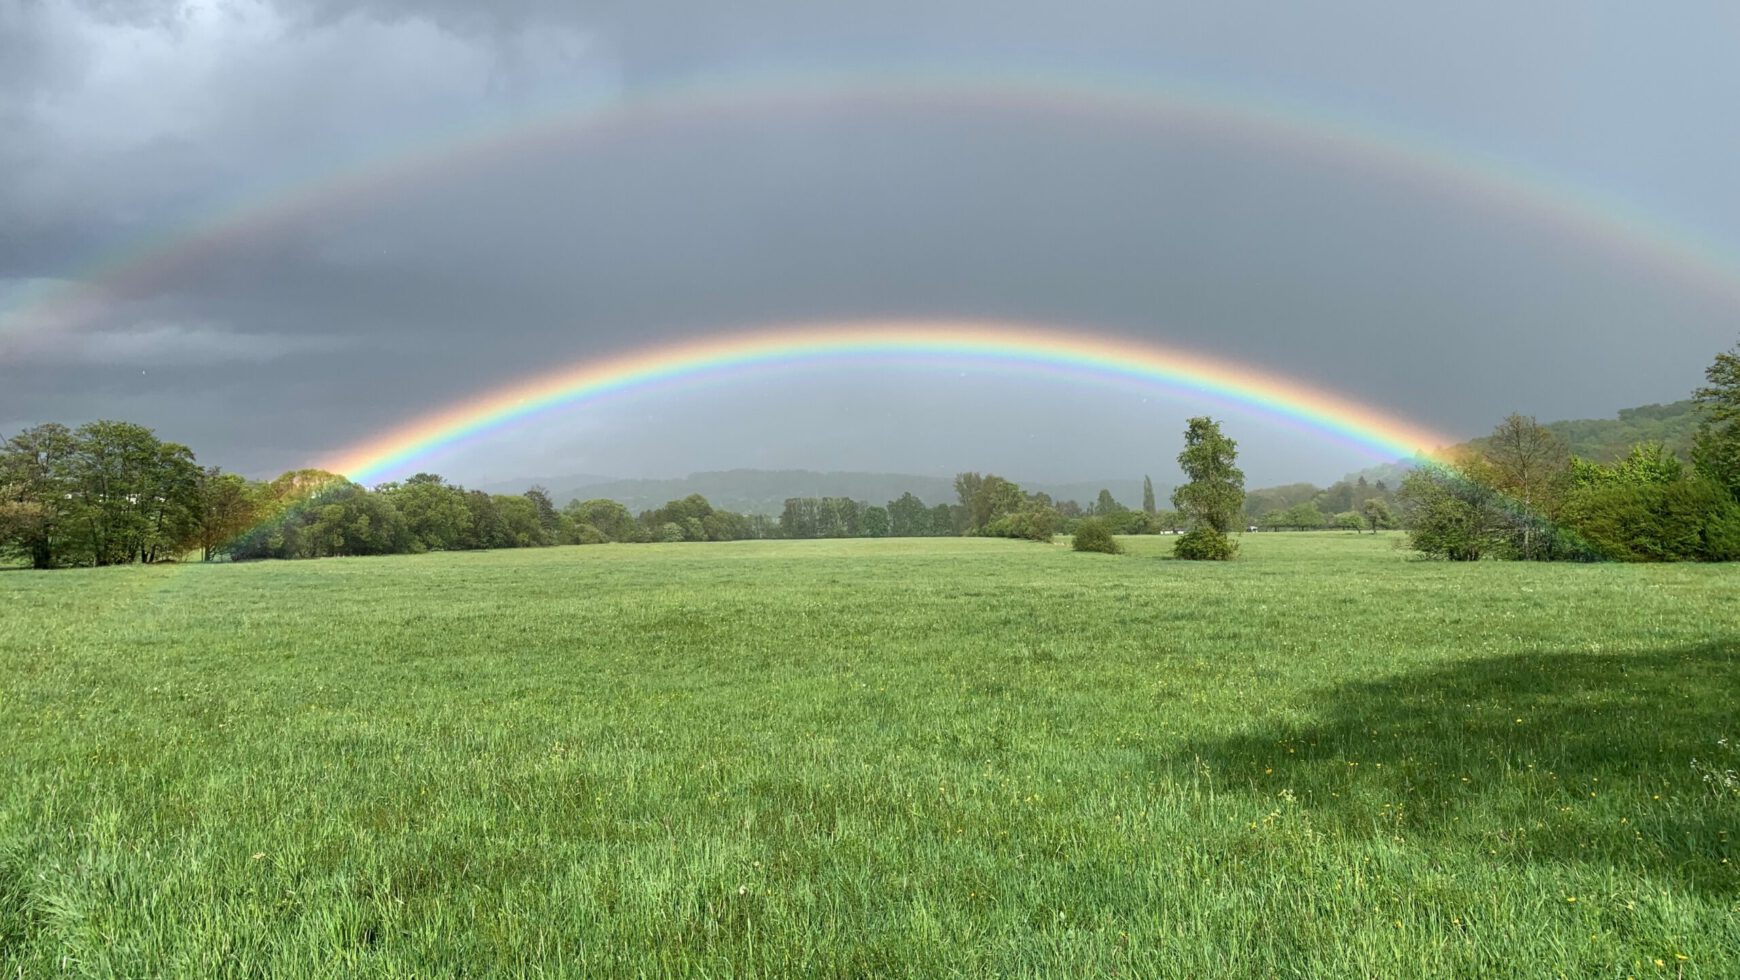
[2,0,1737,490]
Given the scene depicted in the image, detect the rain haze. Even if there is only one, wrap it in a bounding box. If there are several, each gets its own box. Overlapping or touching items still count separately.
[3,0,1737,490]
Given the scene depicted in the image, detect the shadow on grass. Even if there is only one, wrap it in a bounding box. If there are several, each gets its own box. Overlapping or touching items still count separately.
[1170,642,1738,894]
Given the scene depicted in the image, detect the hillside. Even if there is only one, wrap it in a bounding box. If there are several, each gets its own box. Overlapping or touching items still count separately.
[1537,399,1700,461]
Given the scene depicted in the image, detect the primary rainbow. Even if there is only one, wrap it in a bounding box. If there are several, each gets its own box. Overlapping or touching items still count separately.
[6,67,1740,353]
[320,319,1455,485]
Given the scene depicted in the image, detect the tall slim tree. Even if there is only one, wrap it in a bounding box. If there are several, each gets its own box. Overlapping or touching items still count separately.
[1171,417,1244,560]
[1692,342,1740,500]
[1141,475,1156,515]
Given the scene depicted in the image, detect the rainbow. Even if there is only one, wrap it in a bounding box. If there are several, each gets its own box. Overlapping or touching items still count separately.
[5,68,1740,354]
[319,319,1456,484]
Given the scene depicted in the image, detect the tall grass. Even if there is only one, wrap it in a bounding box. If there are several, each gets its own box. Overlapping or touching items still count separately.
[1,533,1734,976]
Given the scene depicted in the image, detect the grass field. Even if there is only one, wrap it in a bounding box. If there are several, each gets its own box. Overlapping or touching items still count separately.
[2,533,1736,976]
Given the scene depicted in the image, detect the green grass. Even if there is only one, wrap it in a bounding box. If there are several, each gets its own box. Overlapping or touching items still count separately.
[2,533,1735,976]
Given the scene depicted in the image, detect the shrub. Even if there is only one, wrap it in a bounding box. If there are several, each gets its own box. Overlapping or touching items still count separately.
[1071,518,1121,554]
[984,505,1060,543]
[570,522,608,545]
[1174,528,1237,560]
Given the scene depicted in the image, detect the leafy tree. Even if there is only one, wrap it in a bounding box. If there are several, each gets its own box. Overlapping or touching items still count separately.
[524,486,563,540]
[1483,413,1570,559]
[1170,417,1244,560]
[381,473,472,552]
[984,503,1060,542]
[955,473,1024,532]
[195,468,260,561]
[886,492,930,536]
[1142,475,1156,515]
[1071,517,1121,554]
[1398,463,1505,561]
[461,490,512,549]
[56,421,202,565]
[1692,342,1740,500]
[0,423,76,568]
[565,498,638,542]
[233,475,406,559]
[862,505,890,538]
[932,503,961,536]
[779,497,820,539]
[570,522,608,545]
[1333,511,1365,531]
[493,494,546,547]
[1361,497,1394,533]
[1093,488,1124,516]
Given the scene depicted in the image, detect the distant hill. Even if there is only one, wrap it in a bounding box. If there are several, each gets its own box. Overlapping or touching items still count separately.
[499,469,1162,516]
[473,473,615,496]
[1537,400,1699,462]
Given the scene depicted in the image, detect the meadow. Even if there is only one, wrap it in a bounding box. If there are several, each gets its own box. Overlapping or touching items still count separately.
[1,533,1735,977]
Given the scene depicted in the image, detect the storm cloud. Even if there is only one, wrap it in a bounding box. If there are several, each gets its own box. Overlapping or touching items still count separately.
[3,0,1737,487]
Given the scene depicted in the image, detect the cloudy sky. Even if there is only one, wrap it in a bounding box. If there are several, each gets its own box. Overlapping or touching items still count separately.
[3,0,1737,489]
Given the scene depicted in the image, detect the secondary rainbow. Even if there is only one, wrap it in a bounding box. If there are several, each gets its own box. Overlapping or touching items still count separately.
[320,319,1457,484]
[7,68,1740,353]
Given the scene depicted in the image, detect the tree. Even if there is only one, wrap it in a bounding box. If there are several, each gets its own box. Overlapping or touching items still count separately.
[1692,342,1740,500]
[1361,498,1394,534]
[524,486,562,541]
[1483,413,1570,559]
[1333,511,1365,532]
[931,503,959,536]
[1141,476,1156,515]
[862,505,890,538]
[956,473,1024,532]
[1398,463,1505,561]
[565,498,637,542]
[55,421,202,565]
[1093,488,1124,516]
[381,473,472,552]
[984,503,1060,542]
[779,497,820,539]
[886,492,930,536]
[195,468,260,561]
[1071,517,1121,554]
[0,423,76,568]
[232,475,407,559]
[1170,417,1244,560]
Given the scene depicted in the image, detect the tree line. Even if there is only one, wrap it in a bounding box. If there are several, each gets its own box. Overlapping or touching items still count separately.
[7,341,1732,567]
[0,415,1241,566]
[1396,343,1740,561]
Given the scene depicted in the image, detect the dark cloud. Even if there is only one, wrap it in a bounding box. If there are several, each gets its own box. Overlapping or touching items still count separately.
[2,0,1737,488]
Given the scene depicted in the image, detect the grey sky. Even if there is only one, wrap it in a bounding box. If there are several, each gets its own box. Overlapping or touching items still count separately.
[2,0,1737,490]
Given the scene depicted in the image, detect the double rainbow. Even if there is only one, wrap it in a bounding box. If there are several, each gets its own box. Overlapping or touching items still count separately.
[6,68,1740,354]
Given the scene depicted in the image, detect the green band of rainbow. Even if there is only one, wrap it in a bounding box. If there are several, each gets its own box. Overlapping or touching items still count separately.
[321,319,1454,484]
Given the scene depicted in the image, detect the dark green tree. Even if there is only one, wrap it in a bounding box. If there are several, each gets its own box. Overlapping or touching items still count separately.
[1692,342,1740,500]
[1170,417,1244,560]
[886,492,930,536]
[1141,476,1156,515]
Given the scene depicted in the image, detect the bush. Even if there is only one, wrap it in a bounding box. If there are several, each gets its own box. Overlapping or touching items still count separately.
[1562,476,1740,561]
[1071,518,1121,554]
[569,522,608,545]
[984,505,1060,542]
[1174,528,1237,560]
